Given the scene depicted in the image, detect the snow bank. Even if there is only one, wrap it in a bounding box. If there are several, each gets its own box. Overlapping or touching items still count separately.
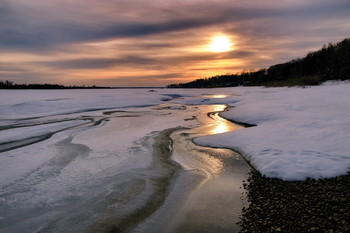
[195,83,350,180]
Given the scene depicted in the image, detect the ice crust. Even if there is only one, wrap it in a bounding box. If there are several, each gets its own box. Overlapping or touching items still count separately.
[194,83,350,180]
[1,84,349,182]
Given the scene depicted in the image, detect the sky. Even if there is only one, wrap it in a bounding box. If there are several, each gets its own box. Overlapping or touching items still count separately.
[1,0,349,87]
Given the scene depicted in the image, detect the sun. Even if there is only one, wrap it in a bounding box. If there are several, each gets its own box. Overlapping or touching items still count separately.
[209,35,233,53]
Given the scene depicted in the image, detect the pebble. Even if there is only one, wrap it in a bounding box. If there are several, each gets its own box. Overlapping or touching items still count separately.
[238,169,350,233]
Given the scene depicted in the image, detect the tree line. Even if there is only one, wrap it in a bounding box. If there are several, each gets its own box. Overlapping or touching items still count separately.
[0,80,108,89]
[168,38,350,88]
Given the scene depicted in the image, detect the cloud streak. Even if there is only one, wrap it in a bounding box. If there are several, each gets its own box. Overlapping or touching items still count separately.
[1,0,350,86]
[42,57,156,69]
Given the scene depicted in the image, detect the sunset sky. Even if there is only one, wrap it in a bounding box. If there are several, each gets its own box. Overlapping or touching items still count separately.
[1,0,349,87]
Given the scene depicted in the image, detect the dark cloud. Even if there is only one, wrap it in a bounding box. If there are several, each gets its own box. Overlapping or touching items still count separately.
[42,56,156,69]
[38,50,255,71]
[222,50,256,59]
[0,0,223,50]
[89,73,185,87]
[0,19,218,50]
[1,0,349,51]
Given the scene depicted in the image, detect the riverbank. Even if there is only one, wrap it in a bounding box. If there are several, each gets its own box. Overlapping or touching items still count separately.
[239,168,350,233]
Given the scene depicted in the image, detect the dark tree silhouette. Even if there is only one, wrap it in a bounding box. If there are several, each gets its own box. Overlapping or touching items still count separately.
[0,81,108,89]
[168,38,350,88]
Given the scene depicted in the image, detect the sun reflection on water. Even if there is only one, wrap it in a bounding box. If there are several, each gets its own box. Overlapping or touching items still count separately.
[213,105,226,112]
[211,123,230,134]
[202,95,229,99]
[209,105,242,135]
[212,94,228,98]
[172,104,244,178]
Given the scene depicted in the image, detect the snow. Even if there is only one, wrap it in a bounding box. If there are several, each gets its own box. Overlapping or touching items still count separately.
[195,83,350,180]
[0,89,208,232]
[0,88,235,120]
[0,89,166,119]
[0,120,86,143]
[1,84,349,183]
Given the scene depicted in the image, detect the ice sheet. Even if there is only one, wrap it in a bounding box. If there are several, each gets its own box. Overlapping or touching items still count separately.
[0,91,204,232]
[1,85,349,182]
[0,120,86,143]
[195,82,350,180]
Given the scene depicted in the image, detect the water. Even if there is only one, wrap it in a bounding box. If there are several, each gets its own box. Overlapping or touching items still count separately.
[132,105,249,233]
[0,103,249,233]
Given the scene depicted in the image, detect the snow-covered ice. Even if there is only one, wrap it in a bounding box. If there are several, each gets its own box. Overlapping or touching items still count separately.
[195,82,350,180]
[0,89,167,119]
[0,120,86,143]
[0,88,224,232]
[1,84,349,182]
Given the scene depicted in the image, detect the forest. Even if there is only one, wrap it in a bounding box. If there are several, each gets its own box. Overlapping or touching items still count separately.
[0,81,108,89]
[168,38,350,88]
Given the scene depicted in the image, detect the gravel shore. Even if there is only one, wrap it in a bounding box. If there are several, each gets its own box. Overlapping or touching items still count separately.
[239,169,350,233]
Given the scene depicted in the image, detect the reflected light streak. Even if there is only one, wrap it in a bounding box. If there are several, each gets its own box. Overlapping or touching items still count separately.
[202,95,228,99]
[211,123,230,134]
[209,105,242,134]
[212,94,228,98]
[213,105,226,112]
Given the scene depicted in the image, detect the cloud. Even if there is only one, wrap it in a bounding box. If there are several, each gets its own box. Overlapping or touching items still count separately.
[83,73,185,87]
[1,0,349,86]
[42,56,156,69]
[0,0,226,50]
[1,0,349,51]
[0,19,220,50]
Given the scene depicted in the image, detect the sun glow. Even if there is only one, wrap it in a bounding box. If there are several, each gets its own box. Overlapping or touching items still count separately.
[209,35,232,52]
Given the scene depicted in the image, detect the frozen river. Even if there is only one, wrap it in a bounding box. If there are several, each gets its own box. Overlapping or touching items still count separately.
[0,89,249,233]
[2,82,348,232]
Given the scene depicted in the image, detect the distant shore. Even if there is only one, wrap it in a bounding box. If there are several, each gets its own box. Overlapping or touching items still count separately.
[0,80,165,89]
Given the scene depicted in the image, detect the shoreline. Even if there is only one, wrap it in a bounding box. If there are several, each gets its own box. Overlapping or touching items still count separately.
[210,109,350,232]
